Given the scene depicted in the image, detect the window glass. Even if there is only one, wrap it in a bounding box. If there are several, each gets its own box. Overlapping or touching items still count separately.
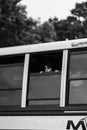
[0,66,23,89]
[29,100,60,105]
[29,74,60,99]
[28,52,62,105]
[69,80,87,104]
[69,50,87,105]
[0,90,21,105]
[0,55,24,106]
[70,51,87,78]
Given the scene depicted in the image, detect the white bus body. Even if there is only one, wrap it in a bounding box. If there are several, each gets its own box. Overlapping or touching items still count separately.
[0,38,87,130]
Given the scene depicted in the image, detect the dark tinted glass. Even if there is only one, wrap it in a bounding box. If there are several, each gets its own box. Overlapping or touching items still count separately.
[70,51,87,79]
[0,55,24,106]
[0,90,21,105]
[29,100,60,105]
[69,51,87,104]
[0,66,23,89]
[28,74,61,97]
[69,80,87,104]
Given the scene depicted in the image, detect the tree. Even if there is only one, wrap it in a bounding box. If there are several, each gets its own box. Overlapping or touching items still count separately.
[0,0,27,47]
[18,17,40,44]
[36,21,57,43]
[70,2,87,39]
[1,0,87,47]
[49,2,87,41]
[48,17,74,41]
[71,2,87,20]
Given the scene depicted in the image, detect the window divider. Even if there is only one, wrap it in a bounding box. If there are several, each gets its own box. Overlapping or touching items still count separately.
[60,50,68,107]
[21,53,30,108]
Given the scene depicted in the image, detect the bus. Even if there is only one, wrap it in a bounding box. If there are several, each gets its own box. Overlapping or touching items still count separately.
[0,38,87,130]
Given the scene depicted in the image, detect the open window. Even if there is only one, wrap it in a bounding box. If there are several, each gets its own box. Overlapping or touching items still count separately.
[0,55,24,106]
[27,51,63,106]
[68,50,87,105]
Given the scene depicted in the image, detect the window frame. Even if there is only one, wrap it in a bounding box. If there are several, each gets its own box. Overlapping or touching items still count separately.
[0,49,69,113]
[0,54,25,107]
[26,50,68,108]
[66,48,87,106]
[21,54,30,108]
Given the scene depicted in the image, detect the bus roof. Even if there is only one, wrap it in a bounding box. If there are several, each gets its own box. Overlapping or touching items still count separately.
[0,38,87,56]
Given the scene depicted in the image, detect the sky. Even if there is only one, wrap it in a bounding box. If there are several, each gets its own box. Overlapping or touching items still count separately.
[21,0,86,23]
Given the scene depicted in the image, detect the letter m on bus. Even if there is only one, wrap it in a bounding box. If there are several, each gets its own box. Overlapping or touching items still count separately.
[66,120,86,130]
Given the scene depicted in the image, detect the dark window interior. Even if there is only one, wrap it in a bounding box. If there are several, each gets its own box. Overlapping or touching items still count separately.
[68,50,87,105]
[28,51,63,106]
[0,55,24,106]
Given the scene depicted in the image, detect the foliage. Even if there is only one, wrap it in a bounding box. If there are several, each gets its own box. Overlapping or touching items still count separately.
[70,1,87,39]
[48,1,87,41]
[0,0,57,47]
[0,0,87,47]
[71,2,87,20]
[35,22,57,43]
[0,0,28,47]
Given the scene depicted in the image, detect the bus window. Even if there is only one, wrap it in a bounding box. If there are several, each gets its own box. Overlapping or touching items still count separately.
[0,55,24,106]
[68,50,87,105]
[27,51,63,106]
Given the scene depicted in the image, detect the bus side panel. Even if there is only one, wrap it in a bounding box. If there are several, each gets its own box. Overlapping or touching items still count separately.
[0,116,87,130]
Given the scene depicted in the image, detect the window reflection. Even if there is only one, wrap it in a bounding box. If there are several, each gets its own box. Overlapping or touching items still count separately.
[0,90,21,105]
[0,66,23,89]
[69,80,87,104]
[70,52,87,78]
[0,55,24,106]
[69,50,87,105]
[28,74,61,98]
